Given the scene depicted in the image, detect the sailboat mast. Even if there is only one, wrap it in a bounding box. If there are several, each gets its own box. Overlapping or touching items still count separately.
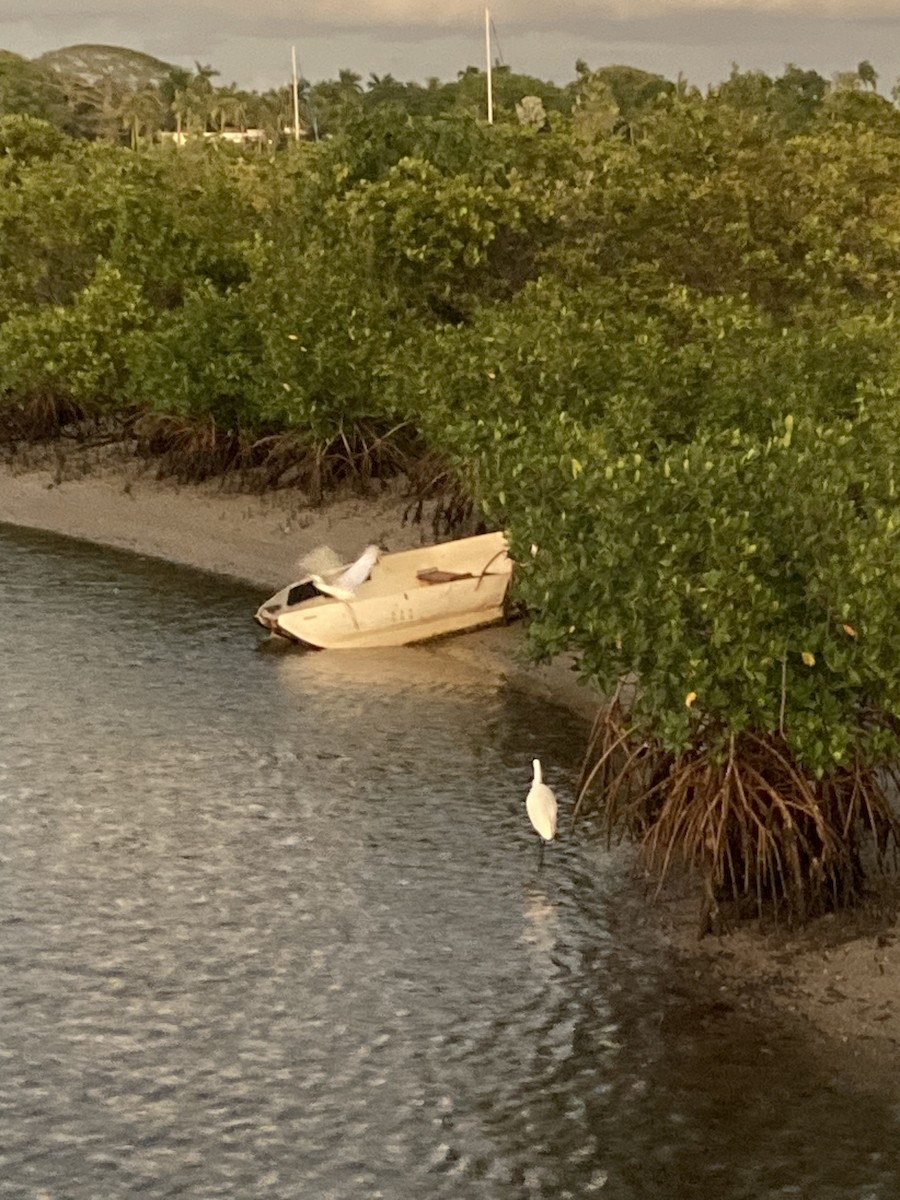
[485,7,494,124]
[291,45,301,142]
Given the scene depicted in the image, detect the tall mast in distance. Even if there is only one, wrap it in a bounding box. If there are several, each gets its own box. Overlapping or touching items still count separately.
[485,7,494,124]
[291,45,301,142]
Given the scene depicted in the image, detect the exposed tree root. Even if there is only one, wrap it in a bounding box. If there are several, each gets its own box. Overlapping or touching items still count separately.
[0,407,442,506]
[126,413,424,497]
[403,451,481,535]
[575,700,900,934]
[0,394,90,441]
[0,401,481,522]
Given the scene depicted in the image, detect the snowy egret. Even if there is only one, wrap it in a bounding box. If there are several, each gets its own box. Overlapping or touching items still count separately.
[308,544,381,601]
[307,575,356,601]
[526,758,558,868]
[333,544,381,591]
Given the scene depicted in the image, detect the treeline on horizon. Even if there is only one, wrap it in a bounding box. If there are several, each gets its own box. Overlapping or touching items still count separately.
[1,44,899,925]
[0,40,897,143]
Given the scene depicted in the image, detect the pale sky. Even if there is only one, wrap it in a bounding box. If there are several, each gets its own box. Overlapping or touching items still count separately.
[2,0,900,93]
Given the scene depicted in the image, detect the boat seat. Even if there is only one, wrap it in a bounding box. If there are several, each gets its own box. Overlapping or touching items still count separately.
[416,568,475,585]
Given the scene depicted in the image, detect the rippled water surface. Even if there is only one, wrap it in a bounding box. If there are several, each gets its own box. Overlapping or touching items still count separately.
[2,523,899,1199]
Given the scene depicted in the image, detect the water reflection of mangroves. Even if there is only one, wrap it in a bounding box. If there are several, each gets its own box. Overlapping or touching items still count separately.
[276,644,506,699]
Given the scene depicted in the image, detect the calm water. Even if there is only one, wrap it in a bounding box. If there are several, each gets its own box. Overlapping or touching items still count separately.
[1,523,899,1199]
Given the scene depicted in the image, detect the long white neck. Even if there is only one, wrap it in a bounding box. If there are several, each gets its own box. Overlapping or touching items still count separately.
[532,758,542,784]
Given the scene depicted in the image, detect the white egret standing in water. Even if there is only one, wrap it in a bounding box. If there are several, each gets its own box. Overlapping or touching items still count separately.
[526,758,557,868]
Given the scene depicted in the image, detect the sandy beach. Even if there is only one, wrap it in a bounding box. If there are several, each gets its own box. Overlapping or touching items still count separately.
[0,447,598,719]
[0,445,426,590]
[2,449,898,1074]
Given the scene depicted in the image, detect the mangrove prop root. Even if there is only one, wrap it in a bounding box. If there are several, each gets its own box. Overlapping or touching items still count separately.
[576,705,900,931]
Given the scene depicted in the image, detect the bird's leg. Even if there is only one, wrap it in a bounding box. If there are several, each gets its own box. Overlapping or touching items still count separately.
[537,838,545,870]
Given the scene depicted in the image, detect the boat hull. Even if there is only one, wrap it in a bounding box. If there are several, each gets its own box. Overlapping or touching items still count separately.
[265,532,512,650]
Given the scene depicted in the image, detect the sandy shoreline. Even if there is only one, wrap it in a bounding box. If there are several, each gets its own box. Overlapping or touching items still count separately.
[0,449,424,590]
[2,452,898,1075]
[0,450,598,720]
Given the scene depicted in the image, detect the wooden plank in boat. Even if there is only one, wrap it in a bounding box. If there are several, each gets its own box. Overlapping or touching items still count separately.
[416,568,475,585]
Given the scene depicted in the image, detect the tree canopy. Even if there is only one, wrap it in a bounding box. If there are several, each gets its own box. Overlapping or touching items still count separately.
[1,46,899,923]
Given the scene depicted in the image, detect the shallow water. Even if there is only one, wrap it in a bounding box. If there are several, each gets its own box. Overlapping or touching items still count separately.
[1,523,899,1199]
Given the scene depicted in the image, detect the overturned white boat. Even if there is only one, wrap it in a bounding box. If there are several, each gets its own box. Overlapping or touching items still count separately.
[255,531,512,650]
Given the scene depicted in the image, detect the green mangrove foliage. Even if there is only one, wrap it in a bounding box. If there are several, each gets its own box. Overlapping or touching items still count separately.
[1,63,899,923]
[0,261,149,434]
[407,280,900,924]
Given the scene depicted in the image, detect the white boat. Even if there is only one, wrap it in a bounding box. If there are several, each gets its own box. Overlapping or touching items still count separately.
[255,531,512,649]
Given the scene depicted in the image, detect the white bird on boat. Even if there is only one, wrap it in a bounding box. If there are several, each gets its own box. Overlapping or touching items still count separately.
[306,543,381,602]
[526,758,557,867]
[333,543,381,591]
[308,575,356,601]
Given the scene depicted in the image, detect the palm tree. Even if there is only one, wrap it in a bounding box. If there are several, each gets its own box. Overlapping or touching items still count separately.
[250,89,289,148]
[210,85,247,133]
[337,68,363,97]
[308,68,363,134]
[170,87,190,142]
[191,61,220,101]
[170,62,221,141]
[858,60,879,92]
[117,86,163,149]
[187,61,219,134]
[159,65,191,132]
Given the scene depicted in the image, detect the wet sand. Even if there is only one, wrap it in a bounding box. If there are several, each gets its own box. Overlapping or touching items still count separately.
[657,886,900,1074]
[2,449,898,1066]
[0,446,596,720]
